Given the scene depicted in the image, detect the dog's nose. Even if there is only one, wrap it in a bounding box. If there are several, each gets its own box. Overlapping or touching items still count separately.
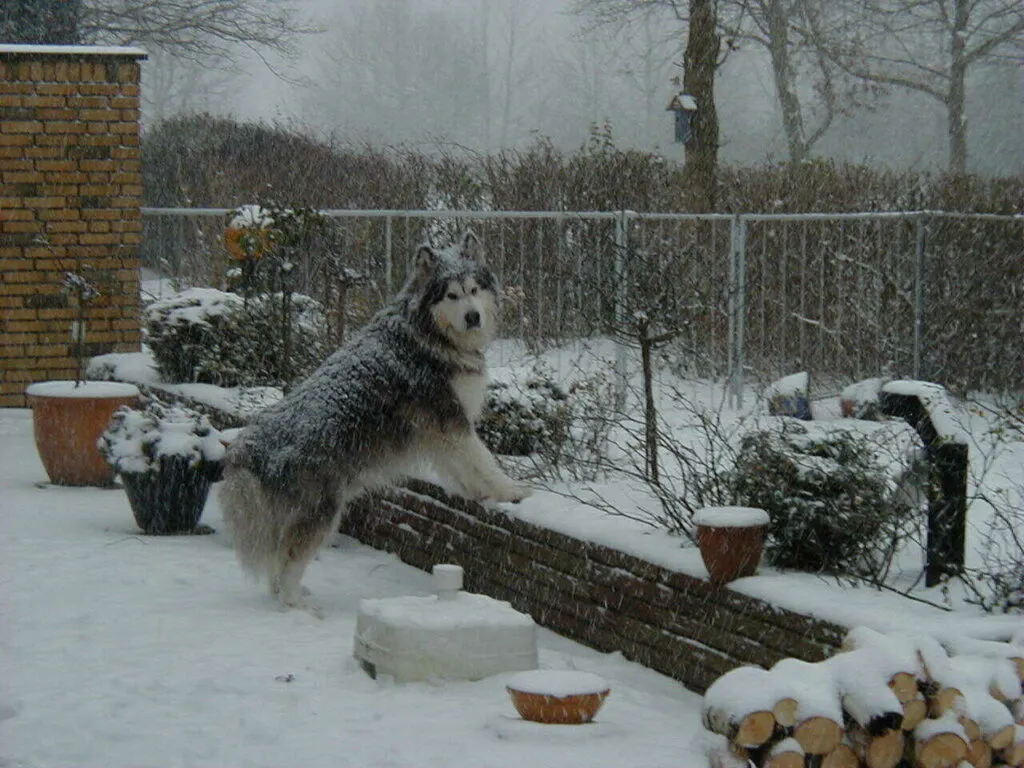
[465,310,481,329]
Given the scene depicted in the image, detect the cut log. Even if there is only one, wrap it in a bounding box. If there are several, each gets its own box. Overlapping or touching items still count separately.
[701,666,783,746]
[968,738,993,768]
[769,658,844,754]
[986,722,1015,751]
[829,650,904,735]
[702,666,782,747]
[889,671,919,703]
[915,713,969,768]
[958,685,1016,749]
[701,706,775,747]
[915,732,969,768]
[998,725,1024,766]
[928,686,964,717]
[959,716,981,742]
[849,726,904,768]
[765,737,804,768]
[772,697,799,729]
[940,636,1024,685]
[902,694,928,730]
[791,715,844,755]
[950,654,1021,702]
[820,742,859,768]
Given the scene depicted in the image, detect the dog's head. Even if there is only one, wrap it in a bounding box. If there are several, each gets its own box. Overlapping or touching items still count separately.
[405,231,499,352]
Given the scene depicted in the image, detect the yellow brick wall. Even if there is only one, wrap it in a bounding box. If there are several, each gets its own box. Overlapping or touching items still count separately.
[0,48,146,407]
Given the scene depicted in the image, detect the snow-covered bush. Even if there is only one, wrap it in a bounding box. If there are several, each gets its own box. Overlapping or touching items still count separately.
[477,366,615,481]
[730,419,921,582]
[964,396,1024,613]
[965,512,1024,613]
[98,398,225,476]
[144,287,329,387]
[478,370,572,459]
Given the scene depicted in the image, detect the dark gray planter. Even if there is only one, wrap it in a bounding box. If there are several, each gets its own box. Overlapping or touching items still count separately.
[121,456,220,535]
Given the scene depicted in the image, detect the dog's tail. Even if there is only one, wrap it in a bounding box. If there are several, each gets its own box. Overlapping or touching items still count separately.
[219,465,285,579]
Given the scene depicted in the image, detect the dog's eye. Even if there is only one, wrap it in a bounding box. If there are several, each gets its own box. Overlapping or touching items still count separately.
[470,287,478,296]
[446,292,458,301]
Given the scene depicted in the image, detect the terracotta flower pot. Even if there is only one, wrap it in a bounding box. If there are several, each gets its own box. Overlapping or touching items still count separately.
[25,381,140,486]
[506,670,610,725]
[694,507,770,585]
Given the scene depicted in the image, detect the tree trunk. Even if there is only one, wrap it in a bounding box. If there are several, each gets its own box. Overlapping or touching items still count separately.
[947,0,969,173]
[766,0,808,163]
[682,0,720,211]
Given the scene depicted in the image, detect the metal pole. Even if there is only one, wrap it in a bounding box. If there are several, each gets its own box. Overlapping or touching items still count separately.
[384,216,393,293]
[728,215,747,409]
[613,210,631,410]
[913,214,926,381]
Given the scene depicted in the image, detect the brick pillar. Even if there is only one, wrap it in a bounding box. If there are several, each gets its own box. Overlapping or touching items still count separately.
[0,44,147,407]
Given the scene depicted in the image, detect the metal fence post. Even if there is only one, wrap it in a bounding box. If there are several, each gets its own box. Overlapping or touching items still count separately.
[913,213,927,381]
[613,210,631,410]
[384,216,394,294]
[727,215,747,409]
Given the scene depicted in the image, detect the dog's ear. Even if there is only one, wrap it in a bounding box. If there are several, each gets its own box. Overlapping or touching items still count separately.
[415,244,440,273]
[458,230,484,264]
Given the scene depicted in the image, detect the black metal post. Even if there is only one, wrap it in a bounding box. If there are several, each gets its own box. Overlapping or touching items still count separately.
[879,389,968,587]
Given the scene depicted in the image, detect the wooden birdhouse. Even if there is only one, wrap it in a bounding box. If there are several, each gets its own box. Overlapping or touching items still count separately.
[666,92,697,145]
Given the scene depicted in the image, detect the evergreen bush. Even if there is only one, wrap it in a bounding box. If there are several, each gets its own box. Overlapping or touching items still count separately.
[144,287,328,388]
[478,370,572,459]
[730,419,921,582]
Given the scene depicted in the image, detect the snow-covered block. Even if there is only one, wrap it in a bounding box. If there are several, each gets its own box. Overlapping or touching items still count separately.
[881,380,969,444]
[840,377,886,419]
[766,372,811,420]
[354,566,537,683]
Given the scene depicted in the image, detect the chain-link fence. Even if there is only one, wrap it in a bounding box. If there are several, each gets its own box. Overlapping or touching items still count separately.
[141,208,1023,396]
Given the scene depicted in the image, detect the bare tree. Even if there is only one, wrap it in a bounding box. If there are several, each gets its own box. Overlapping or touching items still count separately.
[727,0,867,163]
[78,0,316,66]
[818,0,1024,173]
[576,0,872,167]
[681,0,721,209]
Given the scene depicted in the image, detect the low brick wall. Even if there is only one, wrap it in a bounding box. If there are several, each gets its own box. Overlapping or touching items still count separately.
[343,480,846,694]
[0,44,147,407]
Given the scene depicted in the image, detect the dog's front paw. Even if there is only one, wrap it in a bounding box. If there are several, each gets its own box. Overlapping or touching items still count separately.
[485,483,532,504]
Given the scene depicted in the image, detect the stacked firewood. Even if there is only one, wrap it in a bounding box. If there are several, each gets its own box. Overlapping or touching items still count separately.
[700,627,1024,768]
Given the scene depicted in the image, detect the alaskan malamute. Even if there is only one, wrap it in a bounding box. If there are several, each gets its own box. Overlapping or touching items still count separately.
[220,231,529,611]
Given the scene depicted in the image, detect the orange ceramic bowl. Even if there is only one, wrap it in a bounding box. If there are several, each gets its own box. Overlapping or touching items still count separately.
[506,670,610,725]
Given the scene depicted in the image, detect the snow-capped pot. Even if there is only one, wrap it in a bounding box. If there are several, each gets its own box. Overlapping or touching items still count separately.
[224,204,273,261]
[98,400,225,476]
[99,399,226,535]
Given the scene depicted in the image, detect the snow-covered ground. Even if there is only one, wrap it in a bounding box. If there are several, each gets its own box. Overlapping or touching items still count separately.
[0,408,705,768]
[8,325,1020,766]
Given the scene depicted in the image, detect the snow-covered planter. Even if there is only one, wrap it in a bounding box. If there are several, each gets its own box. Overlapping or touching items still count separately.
[224,204,273,261]
[730,419,921,582]
[144,287,328,387]
[766,371,811,420]
[693,507,770,584]
[98,399,226,535]
[505,670,611,724]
